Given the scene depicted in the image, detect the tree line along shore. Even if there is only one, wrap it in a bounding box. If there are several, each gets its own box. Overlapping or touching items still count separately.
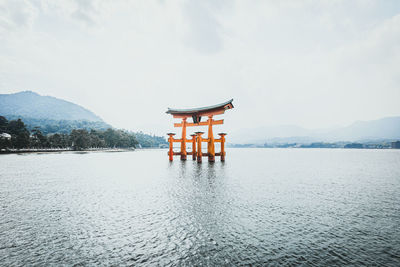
[0,116,166,152]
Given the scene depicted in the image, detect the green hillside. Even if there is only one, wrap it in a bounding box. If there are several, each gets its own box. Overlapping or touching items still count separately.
[4,115,111,135]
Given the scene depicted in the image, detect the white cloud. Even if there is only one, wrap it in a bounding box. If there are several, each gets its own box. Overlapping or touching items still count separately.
[182,0,229,54]
[0,0,399,135]
[0,0,37,35]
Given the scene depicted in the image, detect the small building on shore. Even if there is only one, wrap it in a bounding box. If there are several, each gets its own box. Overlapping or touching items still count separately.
[0,133,11,140]
[391,141,400,149]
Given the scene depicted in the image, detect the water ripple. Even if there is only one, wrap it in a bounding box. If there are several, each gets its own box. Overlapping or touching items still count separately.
[0,149,400,266]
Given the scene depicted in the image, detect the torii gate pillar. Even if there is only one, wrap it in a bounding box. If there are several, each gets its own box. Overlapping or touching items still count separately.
[207,115,215,162]
[180,118,187,160]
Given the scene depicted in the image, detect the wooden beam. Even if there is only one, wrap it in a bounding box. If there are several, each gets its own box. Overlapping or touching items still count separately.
[199,109,225,117]
[174,119,223,127]
[171,110,225,118]
[172,115,190,119]
[171,109,226,118]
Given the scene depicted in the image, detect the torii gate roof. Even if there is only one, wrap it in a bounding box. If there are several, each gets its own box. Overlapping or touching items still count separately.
[166,99,234,118]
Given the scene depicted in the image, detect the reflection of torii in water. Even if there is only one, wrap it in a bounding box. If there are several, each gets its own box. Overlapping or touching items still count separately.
[166,99,234,162]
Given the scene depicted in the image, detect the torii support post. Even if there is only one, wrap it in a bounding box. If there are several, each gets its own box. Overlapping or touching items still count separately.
[180,118,187,160]
[196,132,204,163]
[190,134,197,160]
[207,115,215,162]
[167,133,176,161]
[218,133,227,162]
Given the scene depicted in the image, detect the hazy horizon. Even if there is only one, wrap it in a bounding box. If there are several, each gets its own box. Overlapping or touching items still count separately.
[1,0,400,136]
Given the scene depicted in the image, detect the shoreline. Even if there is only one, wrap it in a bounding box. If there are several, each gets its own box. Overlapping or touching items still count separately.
[0,148,136,155]
[2,147,397,155]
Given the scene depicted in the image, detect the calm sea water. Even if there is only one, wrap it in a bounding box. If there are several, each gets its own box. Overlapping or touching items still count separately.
[1,148,399,266]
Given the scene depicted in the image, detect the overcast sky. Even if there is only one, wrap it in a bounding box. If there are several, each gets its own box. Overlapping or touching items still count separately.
[1,0,399,136]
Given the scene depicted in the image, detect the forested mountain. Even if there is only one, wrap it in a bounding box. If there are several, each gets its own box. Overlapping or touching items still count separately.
[0,116,138,150]
[4,115,111,135]
[0,91,103,121]
[134,132,168,148]
[1,91,111,133]
[0,91,167,148]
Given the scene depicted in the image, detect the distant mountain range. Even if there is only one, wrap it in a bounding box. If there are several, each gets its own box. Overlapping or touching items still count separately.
[229,117,400,144]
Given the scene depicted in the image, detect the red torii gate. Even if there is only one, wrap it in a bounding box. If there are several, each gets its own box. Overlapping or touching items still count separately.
[166,99,234,162]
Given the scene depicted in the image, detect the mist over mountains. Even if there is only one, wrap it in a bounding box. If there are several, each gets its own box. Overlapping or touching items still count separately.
[229,117,400,144]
